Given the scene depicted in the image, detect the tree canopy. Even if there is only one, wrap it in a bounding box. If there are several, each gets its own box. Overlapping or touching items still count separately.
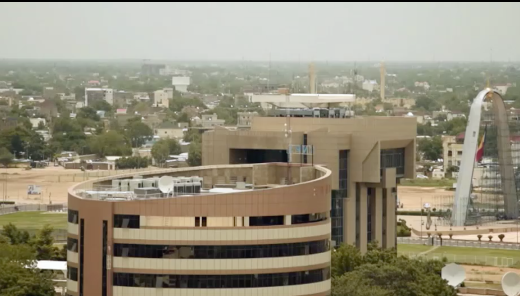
[418,136,443,161]
[151,138,182,166]
[0,223,65,296]
[0,147,14,168]
[331,242,457,296]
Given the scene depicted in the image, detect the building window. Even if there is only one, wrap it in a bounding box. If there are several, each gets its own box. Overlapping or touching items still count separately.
[113,215,140,228]
[68,209,78,224]
[113,267,330,288]
[67,266,78,281]
[355,183,360,248]
[367,188,372,243]
[303,134,308,163]
[67,237,78,252]
[79,219,85,296]
[382,189,387,249]
[457,151,463,155]
[339,150,349,193]
[249,216,284,226]
[291,212,327,224]
[114,239,329,259]
[102,221,107,296]
[332,150,349,245]
[448,151,453,157]
[380,148,405,176]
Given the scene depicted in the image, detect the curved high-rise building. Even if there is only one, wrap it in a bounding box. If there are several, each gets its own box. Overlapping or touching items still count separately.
[66,163,332,296]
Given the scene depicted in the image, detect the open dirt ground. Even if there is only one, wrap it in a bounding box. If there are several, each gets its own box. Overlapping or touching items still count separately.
[0,167,79,204]
[1,166,161,205]
[398,186,451,211]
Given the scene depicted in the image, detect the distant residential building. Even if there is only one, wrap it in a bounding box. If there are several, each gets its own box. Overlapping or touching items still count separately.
[87,80,101,87]
[42,87,58,99]
[0,96,14,106]
[133,92,150,101]
[154,121,188,139]
[442,134,464,171]
[153,90,169,108]
[85,88,113,106]
[447,111,465,121]
[29,118,46,129]
[37,99,58,118]
[141,63,165,76]
[163,87,174,99]
[113,91,133,108]
[237,111,258,129]
[59,93,76,101]
[141,114,162,129]
[414,81,430,90]
[172,76,191,93]
[362,80,378,92]
[201,113,225,128]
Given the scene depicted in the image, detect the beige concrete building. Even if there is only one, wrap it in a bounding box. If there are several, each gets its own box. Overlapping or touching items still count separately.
[153,90,169,109]
[67,164,332,296]
[154,121,188,139]
[237,111,259,129]
[201,113,225,128]
[442,134,464,170]
[202,116,417,251]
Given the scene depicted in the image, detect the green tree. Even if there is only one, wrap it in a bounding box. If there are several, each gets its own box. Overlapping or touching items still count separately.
[115,156,149,169]
[89,130,132,157]
[29,225,55,260]
[418,136,443,161]
[1,223,30,245]
[90,100,113,112]
[125,119,153,147]
[331,242,456,296]
[0,147,14,168]
[183,129,201,143]
[415,95,439,112]
[37,121,45,130]
[0,243,55,296]
[331,243,363,276]
[76,106,100,121]
[151,139,170,166]
[187,140,202,166]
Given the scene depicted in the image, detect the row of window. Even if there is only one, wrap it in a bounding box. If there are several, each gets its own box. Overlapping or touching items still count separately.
[68,209,78,224]
[114,213,328,229]
[380,148,405,176]
[113,268,330,289]
[113,239,329,259]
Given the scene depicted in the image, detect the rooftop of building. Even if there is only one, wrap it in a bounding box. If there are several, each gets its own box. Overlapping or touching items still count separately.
[69,163,330,202]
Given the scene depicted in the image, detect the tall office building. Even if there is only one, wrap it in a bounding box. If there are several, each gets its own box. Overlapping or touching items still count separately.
[67,164,332,296]
[202,116,416,251]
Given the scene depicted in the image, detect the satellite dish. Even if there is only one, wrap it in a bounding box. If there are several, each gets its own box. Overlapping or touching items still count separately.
[158,176,174,194]
[502,272,520,296]
[441,263,465,287]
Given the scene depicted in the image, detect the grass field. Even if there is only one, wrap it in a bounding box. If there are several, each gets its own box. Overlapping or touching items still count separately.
[400,178,455,188]
[397,244,433,254]
[0,211,67,230]
[433,246,520,258]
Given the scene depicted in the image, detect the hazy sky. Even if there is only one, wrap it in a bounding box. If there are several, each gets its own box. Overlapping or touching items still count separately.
[1,2,519,62]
